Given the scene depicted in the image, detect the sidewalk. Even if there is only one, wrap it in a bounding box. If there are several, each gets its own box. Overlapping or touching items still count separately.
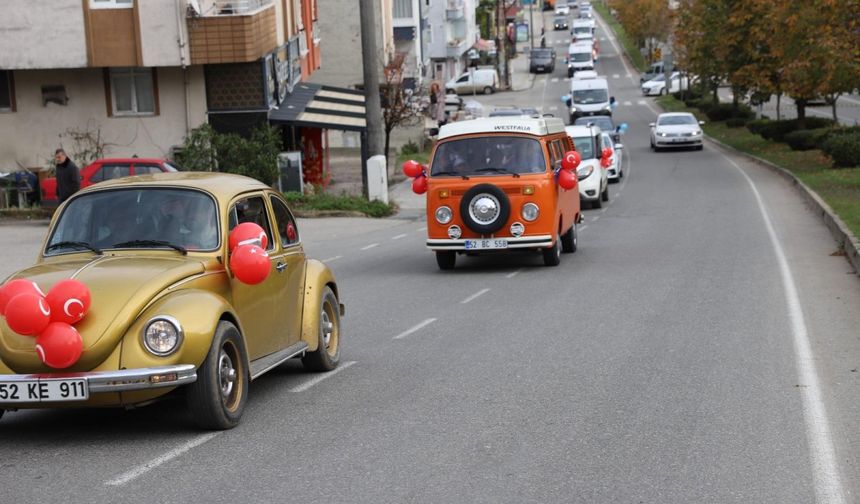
[509,3,547,92]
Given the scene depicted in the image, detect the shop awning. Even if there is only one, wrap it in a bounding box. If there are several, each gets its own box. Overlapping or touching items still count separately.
[268,83,367,132]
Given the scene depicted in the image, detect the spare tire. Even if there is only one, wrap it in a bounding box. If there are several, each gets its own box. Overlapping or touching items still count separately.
[459,184,510,235]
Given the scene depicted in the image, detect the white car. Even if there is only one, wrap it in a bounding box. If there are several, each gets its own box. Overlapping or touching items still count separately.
[555,4,570,15]
[650,112,705,151]
[641,71,689,96]
[565,125,609,208]
[600,132,623,181]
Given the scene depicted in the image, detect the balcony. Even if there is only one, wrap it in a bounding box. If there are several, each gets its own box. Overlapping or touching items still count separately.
[446,0,465,20]
[446,38,468,58]
[187,1,277,64]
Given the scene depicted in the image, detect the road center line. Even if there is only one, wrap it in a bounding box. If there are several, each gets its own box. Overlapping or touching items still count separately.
[105,432,221,486]
[360,243,379,251]
[290,361,357,392]
[723,154,845,503]
[505,268,524,279]
[393,318,437,340]
[460,288,490,304]
[391,234,408,240]
[418,226,428,232]
[322,255,342,262]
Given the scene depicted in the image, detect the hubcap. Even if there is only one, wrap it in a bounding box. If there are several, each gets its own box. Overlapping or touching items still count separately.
[469,194,501,225]
[321,311,333,349]
[320,300,339,356]
[218,350,236,400]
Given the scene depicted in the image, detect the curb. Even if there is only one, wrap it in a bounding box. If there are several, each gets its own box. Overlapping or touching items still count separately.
[704,136,860,276]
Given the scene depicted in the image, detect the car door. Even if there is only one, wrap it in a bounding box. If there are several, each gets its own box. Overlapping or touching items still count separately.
[455,74,469,93]
[226,193,283,360]
[268,193,307,348]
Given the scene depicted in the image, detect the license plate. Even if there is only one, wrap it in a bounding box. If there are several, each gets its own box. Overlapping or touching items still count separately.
[464,239,508,250]
[0,378,88,403]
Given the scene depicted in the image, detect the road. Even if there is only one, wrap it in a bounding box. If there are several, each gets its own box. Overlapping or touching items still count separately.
[2,9,860,504]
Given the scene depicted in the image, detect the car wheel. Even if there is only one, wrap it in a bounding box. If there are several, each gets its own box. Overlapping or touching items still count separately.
[601,185,609,202]
[435,251,456,270]
[619,168,624,179]
[696,145,704,151]
[0,409,4,422]
[561,223,577,253]
[591,196,602,209]
[542,234,561,266]
[483,86,494,95]
[302,286,341,372]
[186,321,249,430]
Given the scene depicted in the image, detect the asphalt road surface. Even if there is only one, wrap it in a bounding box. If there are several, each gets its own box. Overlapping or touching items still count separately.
[2,9,860,504]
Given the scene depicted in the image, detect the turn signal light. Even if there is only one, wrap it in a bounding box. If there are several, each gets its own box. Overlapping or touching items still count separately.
[438,189,449,199]
[522,186,535,195]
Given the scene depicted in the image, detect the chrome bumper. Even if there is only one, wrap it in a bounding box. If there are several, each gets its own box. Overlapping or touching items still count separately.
[0,364,197,395]
[427,235,554,251]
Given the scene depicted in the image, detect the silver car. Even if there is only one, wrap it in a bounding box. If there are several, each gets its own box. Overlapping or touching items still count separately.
[649,112,705,151]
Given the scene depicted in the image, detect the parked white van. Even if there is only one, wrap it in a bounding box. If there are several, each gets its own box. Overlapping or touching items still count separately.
[567,41,594,77]
[567,75,612,121]
[445,69,500,95]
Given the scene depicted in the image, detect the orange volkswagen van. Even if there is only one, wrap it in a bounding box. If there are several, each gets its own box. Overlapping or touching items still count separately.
[405,117,583,270]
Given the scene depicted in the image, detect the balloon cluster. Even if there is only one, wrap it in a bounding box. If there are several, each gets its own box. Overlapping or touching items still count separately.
[0,278,89,369]
[558,150,582,190]
[228,223,271,285]
[600,147,613,168]
[402,160,428,195]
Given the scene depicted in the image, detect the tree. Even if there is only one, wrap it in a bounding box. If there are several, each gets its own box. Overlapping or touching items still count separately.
[179,123,281,186]
[724,0,782,112]
[674,0,731,102]
[612,0,672,65]
[380,55,424,182]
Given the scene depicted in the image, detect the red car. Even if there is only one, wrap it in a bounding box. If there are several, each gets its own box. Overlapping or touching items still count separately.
[41,158,179,208]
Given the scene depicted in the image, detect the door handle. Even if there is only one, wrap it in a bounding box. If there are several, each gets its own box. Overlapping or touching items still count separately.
[276,262,287,272]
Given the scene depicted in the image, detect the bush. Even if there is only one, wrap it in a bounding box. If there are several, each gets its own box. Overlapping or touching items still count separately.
[400,140,420,156]
[703,103,753,122]
[821,132,860,168]
[784,129,830,151]
[179,123,281,185]
[758,118,835,143]
[725,117,749,128]
[747,119,771,136]
[283,192,396,218]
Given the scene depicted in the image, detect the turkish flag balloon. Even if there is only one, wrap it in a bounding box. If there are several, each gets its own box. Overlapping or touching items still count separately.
[228,222,268,252]
[562,150,581,171]
[0,279,45,316]
[46,279,92,324]
[601,156,612,168]
[602,147,613,159]
[36,322,83,369]
[558,169,577,190]
[5,293,51,336]
[231,245,271,285]
[412,175,428,195]
[402,160,424,178]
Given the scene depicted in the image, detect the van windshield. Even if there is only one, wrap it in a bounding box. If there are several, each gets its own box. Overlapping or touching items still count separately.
[570,52,592,62]
[574,26,591,34]
[573,89,608,104]
[431,137,547,176]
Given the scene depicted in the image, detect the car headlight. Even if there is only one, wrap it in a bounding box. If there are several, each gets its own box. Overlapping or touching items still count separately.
[435,206,453,224]
[142,316,183,356]
[522,203,540,222]
[658,132,669,137]
[577,165,594,180]
[570,107,578,112]
[692,130,702,135]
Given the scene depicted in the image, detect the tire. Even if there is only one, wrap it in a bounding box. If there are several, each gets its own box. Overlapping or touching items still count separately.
[186,321,249,430]
[459,184,511,235]
[561,223,577,253]
[483,86,494,95]
[696,145,704,151]
[619,168,624,179]
[601,184,609,202]
[592,196,602,209]
[302,286,342,372]
[542,234,561,266]
[435,251,456,270]
[0,409,4,422]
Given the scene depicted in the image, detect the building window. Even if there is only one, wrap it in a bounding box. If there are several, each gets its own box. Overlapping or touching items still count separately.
[394,0,413,18]
[90,0,133,8]
[0,70,14,112]
[108,67,157,116]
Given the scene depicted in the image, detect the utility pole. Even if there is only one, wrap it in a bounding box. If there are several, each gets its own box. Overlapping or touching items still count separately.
[496,0,509,90]
[359,0,384,195]
[529,0,535,51]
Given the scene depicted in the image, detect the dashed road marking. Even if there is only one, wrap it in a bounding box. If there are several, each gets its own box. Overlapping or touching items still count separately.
[551,77,560,83]
[637,100,647,106]
[360,243,379,251]
[623,101,632,106]
[612,74,620,79]
[392,233,407,240]
[550,106,559,111]
[506,268,524,279]
[322,255,343,262]
[418,226,428,232]
[460,288,491,304]
[290,361,357,392]
[106,433,221,486]
[393,318,437,340]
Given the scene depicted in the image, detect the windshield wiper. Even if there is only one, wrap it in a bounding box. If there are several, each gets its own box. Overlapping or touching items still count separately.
[112,240,187,255]
[46,241,102,254]
[475,167,521,177]
[432,170,469,180]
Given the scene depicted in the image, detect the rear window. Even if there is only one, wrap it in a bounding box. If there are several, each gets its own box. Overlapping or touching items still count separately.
[431,136,547,177]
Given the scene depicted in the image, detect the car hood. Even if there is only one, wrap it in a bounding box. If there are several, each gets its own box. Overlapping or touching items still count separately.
[0,255,205,373]
[642,80,665,89]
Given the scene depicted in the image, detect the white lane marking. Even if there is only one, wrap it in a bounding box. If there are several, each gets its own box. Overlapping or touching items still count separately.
[551,77,560,83]
[418,226,428,232]
[723,154,846,503]
[506,268,524,279]
[106,433,221,486]
[291,361,357,392]
[360,243,379,251]
[550,106,559,111]
[612,74,620,79]
[392,233,408,240]
[322,255,343,262]
[536,106,545,111]
[460,288,491,304]
[625,73,632,78]
[393,318,437,340]
[592,215,600,221]
[637,100,647,106]
[579,224,589,231]
[623,101,632,106]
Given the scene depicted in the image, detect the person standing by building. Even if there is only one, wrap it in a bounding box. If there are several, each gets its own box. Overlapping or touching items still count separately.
[54,149,80,204]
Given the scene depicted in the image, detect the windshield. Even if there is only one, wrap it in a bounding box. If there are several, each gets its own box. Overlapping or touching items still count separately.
[573,136,596,160]
[573,88,608,104]
[570,52,592,62]
[46,188,219,254]
[649,75,665,82]
[532,50,553,60]
[575,116,614,131]
[431,137,547,176]
[657,115,697,126]
[573,26,591,34]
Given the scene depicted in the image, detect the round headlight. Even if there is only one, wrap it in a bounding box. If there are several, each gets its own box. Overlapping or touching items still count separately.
[522,203,540,222]
[142,316,183,356]
[510,222,525,237]
[448,225,462,239]
[435,206,453,225]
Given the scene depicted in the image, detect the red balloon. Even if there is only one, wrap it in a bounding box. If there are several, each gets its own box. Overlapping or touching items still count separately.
[558,169,577,190]
[602,147,613,159]
[0,279,45,316]
[35,322,83,369]
[46,279,91,325]
[412,175,428,195]
[5,293,51,336]
[402,160,424,178]
[228,222,268,252]
[601,156,612,168]
[231,245,271,285]
[562,150,581,171]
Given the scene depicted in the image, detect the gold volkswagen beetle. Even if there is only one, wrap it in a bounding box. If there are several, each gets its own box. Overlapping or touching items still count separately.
[0,172,342,429]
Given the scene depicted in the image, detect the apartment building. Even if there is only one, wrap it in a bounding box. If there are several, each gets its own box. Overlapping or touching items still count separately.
[393,0,430,89]
[427,0,479,83]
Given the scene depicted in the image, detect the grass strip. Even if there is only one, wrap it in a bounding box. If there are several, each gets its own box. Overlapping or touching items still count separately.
[284,191,396,218]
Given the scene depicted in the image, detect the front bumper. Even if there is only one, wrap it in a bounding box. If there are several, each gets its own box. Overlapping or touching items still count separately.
[654,136,703,148]
[0,364,197,405]
[428,235,554,251]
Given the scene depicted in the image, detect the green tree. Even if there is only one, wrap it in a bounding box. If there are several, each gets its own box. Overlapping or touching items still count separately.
[178,123,282,186]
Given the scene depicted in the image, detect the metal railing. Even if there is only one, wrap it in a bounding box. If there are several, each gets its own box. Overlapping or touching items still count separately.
[203,0,273,15]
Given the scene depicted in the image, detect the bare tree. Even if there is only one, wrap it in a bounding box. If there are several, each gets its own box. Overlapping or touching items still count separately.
[380,54,424,181]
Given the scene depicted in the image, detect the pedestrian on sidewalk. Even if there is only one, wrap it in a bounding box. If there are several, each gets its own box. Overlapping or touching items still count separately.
[54,148,80,204]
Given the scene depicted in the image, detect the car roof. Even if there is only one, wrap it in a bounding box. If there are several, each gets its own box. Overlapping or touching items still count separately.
[83,171,269,198]
[565,125,599,137]
[88,158,168,165]
[658,112,695,118]
[439,117,566,139]
[570,77,608,89]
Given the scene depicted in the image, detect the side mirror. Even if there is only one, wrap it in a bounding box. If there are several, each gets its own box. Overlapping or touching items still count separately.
[428,127,440,136]
[610,96,616,103]
[614,143,624,150]
[699,120,706,125]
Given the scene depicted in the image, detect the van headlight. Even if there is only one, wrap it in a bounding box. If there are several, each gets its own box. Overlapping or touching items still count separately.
[142,316,183,356]
[522,203,540,222]
[577,165,594,180]
[435,206,453,224]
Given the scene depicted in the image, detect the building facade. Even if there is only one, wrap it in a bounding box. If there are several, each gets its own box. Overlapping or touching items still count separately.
[426,0,479,83]
[392,0,430,89]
